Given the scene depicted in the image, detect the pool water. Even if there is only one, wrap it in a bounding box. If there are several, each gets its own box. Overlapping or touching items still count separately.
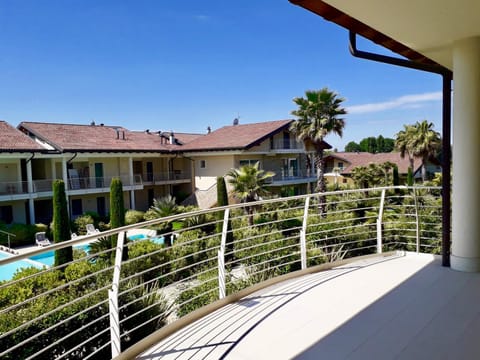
[0,251,44,282]
[1,236,165,281]
[29,244,91,267]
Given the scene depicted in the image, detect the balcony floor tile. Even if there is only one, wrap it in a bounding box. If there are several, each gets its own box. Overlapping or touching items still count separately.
[137,252,480,360]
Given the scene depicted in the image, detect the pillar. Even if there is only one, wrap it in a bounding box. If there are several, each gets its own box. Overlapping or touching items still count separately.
[128,157,135,209]
[451,36,480,272]
[26,159,35,224]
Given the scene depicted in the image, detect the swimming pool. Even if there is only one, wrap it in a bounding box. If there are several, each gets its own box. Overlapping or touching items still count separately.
[29,244,91,267]
[0,251,44,282]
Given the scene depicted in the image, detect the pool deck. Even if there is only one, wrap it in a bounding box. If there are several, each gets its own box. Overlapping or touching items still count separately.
[137,252,480,360]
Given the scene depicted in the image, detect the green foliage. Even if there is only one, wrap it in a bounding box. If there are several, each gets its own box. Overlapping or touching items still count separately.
[344,141,361,152]
[393,164,400,186]
[125,210,145,225]
[0,262,170,359]
[52,180,73,267]
[150,195,178,246]
[290,88,346,194]
[0,223,47,247]
[73,214,95,235]
[407,167,414,186]
[109,178,125,230]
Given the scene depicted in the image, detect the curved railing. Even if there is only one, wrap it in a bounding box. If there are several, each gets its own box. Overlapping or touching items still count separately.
[0,186,442,359]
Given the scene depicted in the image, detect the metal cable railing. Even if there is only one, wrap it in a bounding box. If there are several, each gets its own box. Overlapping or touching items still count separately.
[0,186,442,359]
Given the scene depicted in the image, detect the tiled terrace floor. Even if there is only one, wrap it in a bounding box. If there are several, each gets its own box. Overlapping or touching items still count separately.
[137,252,480,359]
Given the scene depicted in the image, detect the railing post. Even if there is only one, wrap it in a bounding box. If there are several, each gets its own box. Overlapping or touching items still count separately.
[218,208,229,299]
[413,187,420,253]
[109,231,125,358]
[300,196,310,269]
[377,189,386,254]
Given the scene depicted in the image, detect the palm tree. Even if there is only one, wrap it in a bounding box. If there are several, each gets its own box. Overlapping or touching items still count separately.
[226,162,274,225]
[290,88,346,194]
[151,195,177,246]
[411,120,441,182]
[395,124,416,171]
[395,121,441,183]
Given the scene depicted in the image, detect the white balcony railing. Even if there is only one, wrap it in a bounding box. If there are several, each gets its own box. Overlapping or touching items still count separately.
[67,174,142,190]
[0,181,28,195]
[270,139,303,150]
[142,171,191,183]
[0,186,442,359]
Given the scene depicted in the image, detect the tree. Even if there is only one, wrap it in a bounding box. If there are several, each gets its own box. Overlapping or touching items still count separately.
[53,180,73,267]
[395,120,441,182]
[109,177,127,260]
[290,88,347,196]
[395,124,416,170]
[216,176,234,262]
[150,195,177,246]
[226,162,274,225]
[410,120,441,182]
[344,141,361,152]
[360,137,377,153]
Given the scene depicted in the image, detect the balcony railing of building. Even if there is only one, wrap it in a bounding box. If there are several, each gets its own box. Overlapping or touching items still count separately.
[270,138,303,150]
[141,171,191,184]
[66,174,142,191]
[266,169,315,183]
[0,186,442,359]
[0,181,28,195]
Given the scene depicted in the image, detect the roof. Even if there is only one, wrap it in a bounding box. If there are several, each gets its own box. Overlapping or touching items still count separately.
[290,0,480,70]
[181,120,294,152]
[173,132,205,145]
[0,121,44,152]
[325,152,423,174]
[18,122,180,153]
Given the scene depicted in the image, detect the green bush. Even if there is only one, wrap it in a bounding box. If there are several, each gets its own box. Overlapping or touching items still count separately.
[73,214,95,235]
[0,223,47,247]
[125,210,145,225]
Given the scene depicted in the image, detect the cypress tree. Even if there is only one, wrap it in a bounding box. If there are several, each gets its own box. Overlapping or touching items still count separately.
[393,165,399,187]
[110,177,127,260]
[53,180,73,267]
[407,167,414,186]
[216,176,234,262]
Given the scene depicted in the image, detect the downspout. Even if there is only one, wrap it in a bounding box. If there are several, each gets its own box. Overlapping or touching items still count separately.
[349,31,452,267]
[66,152,78,164]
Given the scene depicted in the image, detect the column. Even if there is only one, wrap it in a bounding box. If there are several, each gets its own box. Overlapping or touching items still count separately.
[128,157,135,209]
[26,159,35,224]
[451,36,480,272]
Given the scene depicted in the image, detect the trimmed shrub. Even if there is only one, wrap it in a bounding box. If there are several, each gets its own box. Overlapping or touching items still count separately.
[52,180,73,267]
[125,210,145,225]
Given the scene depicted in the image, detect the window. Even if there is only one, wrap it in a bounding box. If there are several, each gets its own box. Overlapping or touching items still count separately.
[343,178,348,184]
[71,199,83,217]
[338,162,344,170]
[200,160,206,169]
[239,160,259,167]
[0,206,13,224]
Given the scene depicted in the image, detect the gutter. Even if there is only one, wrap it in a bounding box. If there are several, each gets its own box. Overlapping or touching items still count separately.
[349,31,452,267]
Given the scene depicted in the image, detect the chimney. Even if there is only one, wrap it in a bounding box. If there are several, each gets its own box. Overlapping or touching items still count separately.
[169,131,175,145]
[233,118,239,126]
[115,128,120,139]
[90,120,95,126]
[122,131,126,140]
[145,129,150,134]
[207,126,211,134]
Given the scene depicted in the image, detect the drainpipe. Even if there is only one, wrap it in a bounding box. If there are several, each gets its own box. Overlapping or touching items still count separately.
[26,153,35,224]
[349,31,452,267]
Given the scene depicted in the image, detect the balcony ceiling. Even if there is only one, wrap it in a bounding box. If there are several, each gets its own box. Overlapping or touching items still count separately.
[291,0,480,70]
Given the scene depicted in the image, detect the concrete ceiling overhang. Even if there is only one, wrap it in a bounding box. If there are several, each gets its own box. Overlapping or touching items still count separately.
[290,0,480,70]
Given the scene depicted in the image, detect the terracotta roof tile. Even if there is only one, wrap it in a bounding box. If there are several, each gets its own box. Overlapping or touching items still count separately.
[19,122,184,152]
[0,121,44,152]
[181,120,293,151]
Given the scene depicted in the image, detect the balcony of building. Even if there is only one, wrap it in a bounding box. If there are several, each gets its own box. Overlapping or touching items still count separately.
[140,170,192,186]
[0,185,458,360]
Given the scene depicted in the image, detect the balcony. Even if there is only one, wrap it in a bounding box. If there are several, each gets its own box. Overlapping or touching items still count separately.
[141,171,192,185]
[270,138,303,152]
[0,181,28,197]
[66,174,143,193]
[0,186,448,359]
[266,169,316,185]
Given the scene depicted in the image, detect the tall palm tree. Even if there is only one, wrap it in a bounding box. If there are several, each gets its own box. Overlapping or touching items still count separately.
[411,120,441,182]
[226,162,274,225]
[151,195,177,246]
[290,88,347,194]
[395,124,416,171]
[395,121,441,183]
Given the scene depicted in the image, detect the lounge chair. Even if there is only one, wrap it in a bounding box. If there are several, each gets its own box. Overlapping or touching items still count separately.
[35,232,51,246]
[86,224,100,235]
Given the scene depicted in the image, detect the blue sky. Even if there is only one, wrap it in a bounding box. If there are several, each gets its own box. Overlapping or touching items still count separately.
[0,0,442,150]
